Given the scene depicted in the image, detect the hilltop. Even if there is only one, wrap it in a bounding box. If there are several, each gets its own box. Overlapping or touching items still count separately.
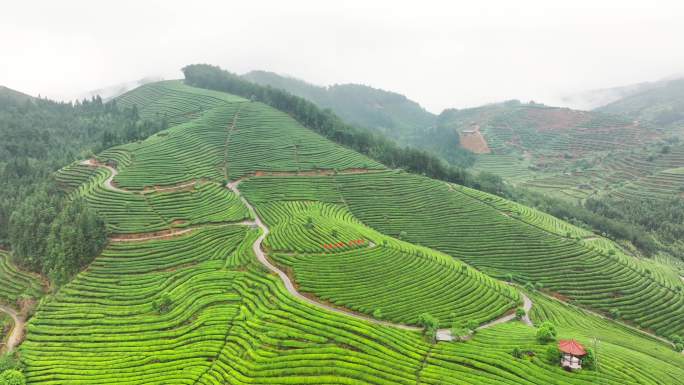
[0,85,33,103]
[560,79,665,110]
[72,76,164,102]
[0,65,682,384]
[242,70,436,141]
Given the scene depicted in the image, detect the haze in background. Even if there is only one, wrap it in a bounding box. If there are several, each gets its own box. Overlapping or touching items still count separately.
[2,0,683,112]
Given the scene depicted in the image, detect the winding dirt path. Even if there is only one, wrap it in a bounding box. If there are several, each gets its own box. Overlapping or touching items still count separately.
[80,159,129,194]
[0,304,24,353]
[228,179,533,341]
[83,160,534,341]
[476,288,533,330]
[79,159,684,353]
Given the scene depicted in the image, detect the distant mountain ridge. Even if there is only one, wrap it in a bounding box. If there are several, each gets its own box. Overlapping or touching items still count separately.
[596,77,684,129]
[0,85,34,103]
[241,70,436,141]
[75,76,164,102]
[241,70,481,167]
[560,81,662,110]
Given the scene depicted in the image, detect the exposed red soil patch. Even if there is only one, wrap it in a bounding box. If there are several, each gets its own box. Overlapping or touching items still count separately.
[459,127,491,154]
[525,108,589,131]
[551,292,570,302]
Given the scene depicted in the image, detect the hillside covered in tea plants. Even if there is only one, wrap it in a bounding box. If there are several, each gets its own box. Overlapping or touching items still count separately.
[1,67,683,385]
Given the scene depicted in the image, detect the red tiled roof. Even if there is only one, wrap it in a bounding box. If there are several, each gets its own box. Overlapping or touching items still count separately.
[559,339,586,356]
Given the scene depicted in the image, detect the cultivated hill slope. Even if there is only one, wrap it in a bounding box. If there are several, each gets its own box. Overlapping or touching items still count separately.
[433,100,669,202]
[439,100,656,160]
[13,79,684,384]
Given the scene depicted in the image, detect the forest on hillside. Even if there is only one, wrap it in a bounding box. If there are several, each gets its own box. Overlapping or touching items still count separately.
[0,95,167,284]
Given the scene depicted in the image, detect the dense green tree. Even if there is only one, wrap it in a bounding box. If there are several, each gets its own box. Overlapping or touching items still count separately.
[418,313,439,331]
[450,321,469,342]
[515,308,526,320]
[536,321,557,343]
[0,92,165,247]
[509,187,673,259]
[8,187,60,271]
[43,198,107,285]
[10,194,106,286]
[0,369,25,385]
[545,345,562,364]
[466,320,479,333]
[582,348,596,370]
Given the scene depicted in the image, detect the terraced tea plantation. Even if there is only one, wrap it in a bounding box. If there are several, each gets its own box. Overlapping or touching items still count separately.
[113,80,382,190]
[0,251,44,306]
[437,100,683,205]
[259,201,519,327]
[241,170,684,338]
[5,79,684,384]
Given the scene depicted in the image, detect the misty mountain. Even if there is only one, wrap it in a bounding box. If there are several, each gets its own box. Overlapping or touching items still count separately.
[241,70,436,142]
[560,81,661,110]
[75,76,164,102]
[596,77,684,128]
[0,85,34,103]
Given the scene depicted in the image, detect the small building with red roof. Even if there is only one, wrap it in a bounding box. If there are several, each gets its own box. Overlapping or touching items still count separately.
[559,339,586,370]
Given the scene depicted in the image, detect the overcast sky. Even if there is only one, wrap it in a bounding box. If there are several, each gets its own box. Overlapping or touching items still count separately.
[2,0,683,112]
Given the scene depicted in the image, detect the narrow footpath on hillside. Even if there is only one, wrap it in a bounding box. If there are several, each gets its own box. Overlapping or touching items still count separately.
[80,159,129,193]
[0,304,24,353]
[108,221,256,242]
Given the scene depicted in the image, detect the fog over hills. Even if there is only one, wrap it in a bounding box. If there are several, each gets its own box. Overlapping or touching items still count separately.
[4,1,684,111]
[560,74,684,110]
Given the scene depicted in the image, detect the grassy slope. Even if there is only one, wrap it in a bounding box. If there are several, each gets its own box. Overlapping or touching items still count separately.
[15,80,684,384]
